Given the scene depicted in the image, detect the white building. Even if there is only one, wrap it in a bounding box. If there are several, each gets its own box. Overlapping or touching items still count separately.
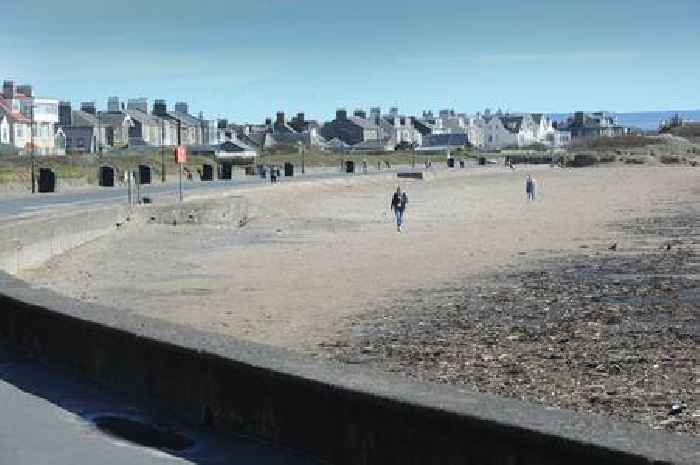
[0,81,65,155]
[481,113,570,149]
[32,97,60,155]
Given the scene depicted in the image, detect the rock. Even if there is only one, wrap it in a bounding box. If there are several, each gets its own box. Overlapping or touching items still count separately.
[669,403,686,416]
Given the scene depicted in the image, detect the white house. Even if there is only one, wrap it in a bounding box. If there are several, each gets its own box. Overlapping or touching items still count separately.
[31,97,60,155]
[0,91,31,151]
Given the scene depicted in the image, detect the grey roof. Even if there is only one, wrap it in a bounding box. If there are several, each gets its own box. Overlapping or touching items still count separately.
[219,140,257,153]
[499,116,524,134]
[273,122,297,134]
[71,110,99,127]
[125,108,162,126]
[168,110,202,127]
[99,112,130,127]
[268,132,309,145]
[422,133,468,147]
[242,133,266,148]
[348,116,379,129]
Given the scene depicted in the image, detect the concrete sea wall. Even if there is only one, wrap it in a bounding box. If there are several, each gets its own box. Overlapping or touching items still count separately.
[0,204,129,274]
[0,198,697,464]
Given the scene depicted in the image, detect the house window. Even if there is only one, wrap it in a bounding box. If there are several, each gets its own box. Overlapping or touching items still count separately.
[16,125,23,138]
[77,137,85,148]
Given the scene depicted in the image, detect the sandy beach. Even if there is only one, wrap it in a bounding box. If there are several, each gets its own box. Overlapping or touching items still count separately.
[22,166,697,347]
[21,165,699,434]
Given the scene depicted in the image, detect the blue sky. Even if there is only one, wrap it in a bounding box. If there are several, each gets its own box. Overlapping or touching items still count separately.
[2,0,699,122]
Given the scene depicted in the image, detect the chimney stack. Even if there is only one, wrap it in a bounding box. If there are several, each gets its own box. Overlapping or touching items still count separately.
[175,102,188,114]
[353,109,367,119]
[153,99,167,116]
[107,96,121,113]
[336,109,347,121]
[17,84,32,98]
[370,107,381,124]
[275,111,285,127]
[58,101,72,127]
[127,98,148,113]
[3,80,15,99]
[80,101,96,115]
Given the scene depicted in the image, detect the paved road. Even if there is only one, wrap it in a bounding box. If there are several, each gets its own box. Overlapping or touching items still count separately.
[0,344,319,465]
[0,166,411,221]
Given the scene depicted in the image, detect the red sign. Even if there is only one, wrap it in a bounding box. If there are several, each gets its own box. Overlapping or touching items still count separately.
[175,145,187,164]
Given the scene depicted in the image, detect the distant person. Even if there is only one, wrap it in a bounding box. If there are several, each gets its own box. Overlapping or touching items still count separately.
[270,167,277,183]
[525,175,537,201]
[390,186,408,232]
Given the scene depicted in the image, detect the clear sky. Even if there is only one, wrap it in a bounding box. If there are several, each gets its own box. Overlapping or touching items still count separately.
[2,0,698,122]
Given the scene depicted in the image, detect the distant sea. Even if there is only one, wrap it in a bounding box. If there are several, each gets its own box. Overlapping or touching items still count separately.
[549,110,700,131]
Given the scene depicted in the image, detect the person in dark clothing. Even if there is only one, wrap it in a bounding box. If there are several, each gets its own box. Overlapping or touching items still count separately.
[390,187,408,232]
[525,175,536,201]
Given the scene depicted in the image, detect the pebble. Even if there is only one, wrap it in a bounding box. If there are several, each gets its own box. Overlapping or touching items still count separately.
[323,240,699,437]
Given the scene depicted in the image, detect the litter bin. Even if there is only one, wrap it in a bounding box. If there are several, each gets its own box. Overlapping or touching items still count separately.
[201,164,213,181]
[284,162,294,177]
[219,162,233,180]
[447,158,455,168]
[38,168,56,193]
[98,166,114,187]
[138,164,151,184]
[478,157,486,166]
[345,160,355,173]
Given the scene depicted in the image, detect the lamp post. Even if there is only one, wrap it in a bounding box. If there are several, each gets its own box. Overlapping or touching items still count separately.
[30,102,35,193]
[161,117,166,183]
[177,119,182,202]
[97,110,102,155]
[297,141,305,175]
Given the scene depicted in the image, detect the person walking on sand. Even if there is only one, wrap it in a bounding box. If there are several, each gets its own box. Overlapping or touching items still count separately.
[390,186,408,232]
[525,175,537,201]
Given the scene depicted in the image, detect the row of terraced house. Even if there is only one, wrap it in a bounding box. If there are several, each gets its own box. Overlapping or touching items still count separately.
[0,78,629,157]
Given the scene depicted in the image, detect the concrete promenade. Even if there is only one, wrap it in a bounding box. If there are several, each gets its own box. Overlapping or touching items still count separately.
[0,344,318,464]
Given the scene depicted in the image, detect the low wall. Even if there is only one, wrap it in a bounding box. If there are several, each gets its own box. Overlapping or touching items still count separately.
[0,196,249,274]
[0,276,696,465]
[0,204,129,274]
[130,196,248,227]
